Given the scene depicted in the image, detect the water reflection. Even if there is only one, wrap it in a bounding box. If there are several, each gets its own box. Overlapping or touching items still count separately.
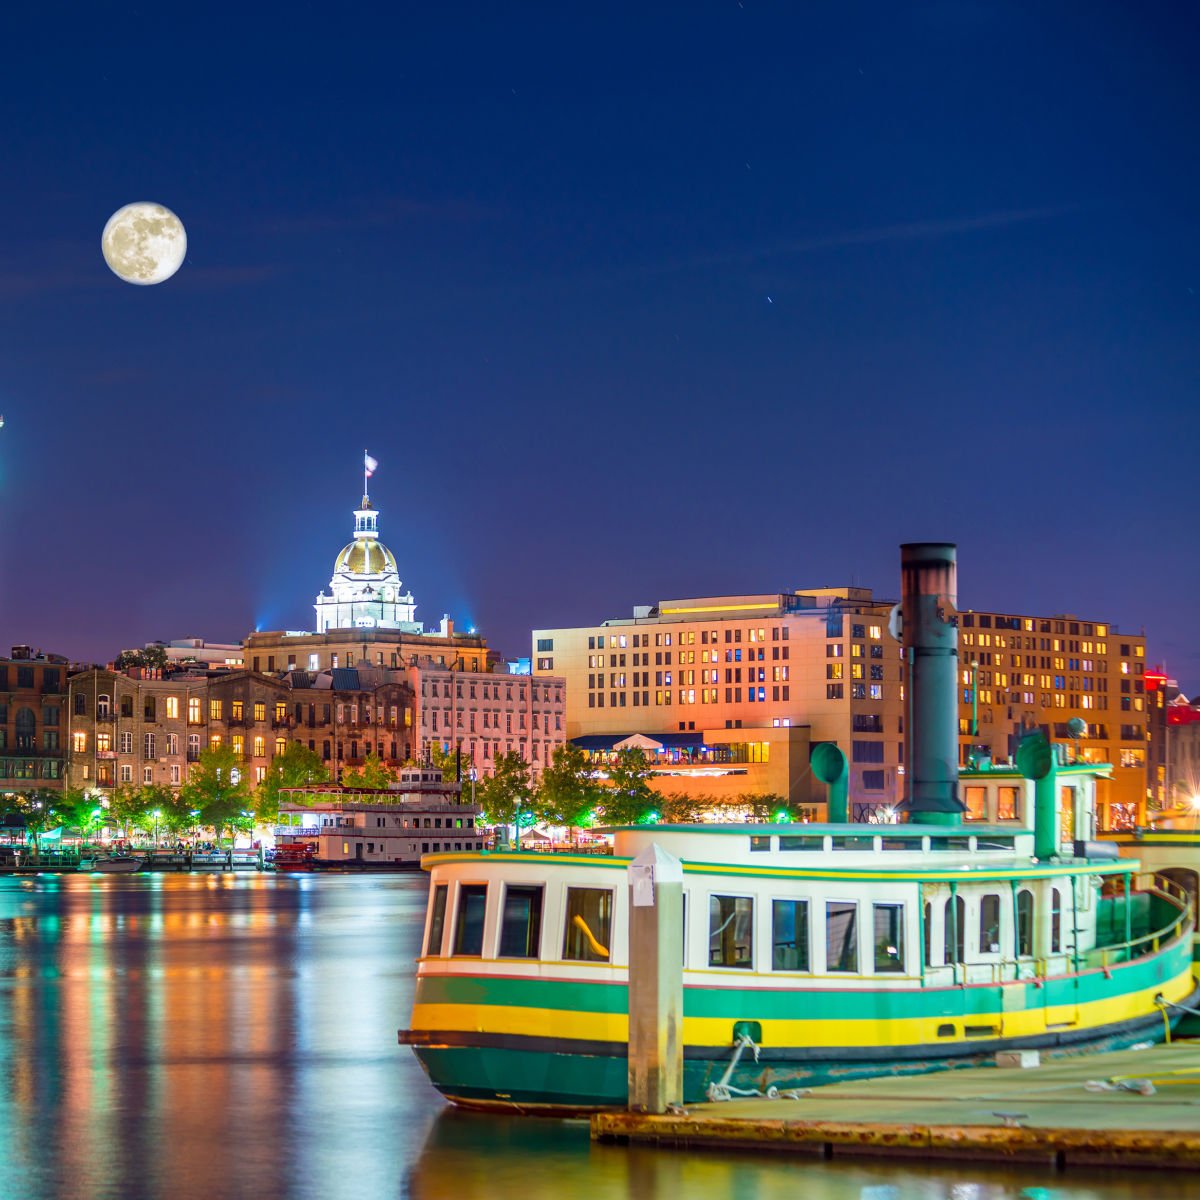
[408,1107,1200,1200]
[1,874,1198,1200]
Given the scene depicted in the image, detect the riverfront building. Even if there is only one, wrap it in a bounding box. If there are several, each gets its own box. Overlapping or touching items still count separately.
[0,647,69,795]
[534,591,1148,825]
[65,665,416,794]
[408,661,565,780]
[1146,669,1200,810]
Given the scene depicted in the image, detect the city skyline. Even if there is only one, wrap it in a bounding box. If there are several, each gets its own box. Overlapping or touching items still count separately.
[0,5,1196,689]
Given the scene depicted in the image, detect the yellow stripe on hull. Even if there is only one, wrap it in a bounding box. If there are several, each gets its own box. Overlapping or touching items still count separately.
[410,969,1192,1050]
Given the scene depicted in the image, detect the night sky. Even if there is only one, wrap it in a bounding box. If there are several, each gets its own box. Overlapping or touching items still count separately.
[0,4,1196,688]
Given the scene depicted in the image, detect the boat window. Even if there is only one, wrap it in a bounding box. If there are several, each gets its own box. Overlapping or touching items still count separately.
[872,903,905,973]
[831,837,874,851]
[771,899,809,971]
[499,885,543,959]
[1051,886,1063,953]
[930,837,973,852]
[880,838,912,851]
[943,894,965,965]
[825,901,858,973]
[709,895,753,969]
[1017,889,1034,956]
[453,885,488,956]
[562,887,612,962]
[779,836,824,851]
[997,786,1021,821]
[750,836,772,852]
[974,838,1014,851]
[426,884,449,956]
[923,900,934,967]
[979,894,1001,954]
[963,786,987,821]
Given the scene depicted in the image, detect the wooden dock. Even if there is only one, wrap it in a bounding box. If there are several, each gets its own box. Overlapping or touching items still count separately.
[592,1043,1200,1170]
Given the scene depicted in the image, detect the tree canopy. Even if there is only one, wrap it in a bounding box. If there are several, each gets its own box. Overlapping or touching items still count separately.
[179,746,253,842]
[537,743,603,826]
[475,751,532,825]
[341,752,395,791]
[255,741,329,821]
[600,747,659,825]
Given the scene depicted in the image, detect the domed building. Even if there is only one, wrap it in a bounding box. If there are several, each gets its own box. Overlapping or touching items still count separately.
[314,495,421,634]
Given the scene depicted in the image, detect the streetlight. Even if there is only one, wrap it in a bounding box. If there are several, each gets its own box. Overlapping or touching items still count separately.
[468,767,477,809]
[190,809,199,843]
[153,809,161,850]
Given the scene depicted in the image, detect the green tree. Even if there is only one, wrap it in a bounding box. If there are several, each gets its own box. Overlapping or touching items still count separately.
[180,746,253,845]
[428,742,466,783]
[737,792,795,823]
[476,751,532,826]
[139,784,190,839]
[658,791,706,824]
[255,742,329,822]
[537,744,603,827]
[602,747,659,825]
[51,788,99,836]
[108,785,147,838]
[13,789,63,856]
[341,752,395,791]
[142,644,170,671]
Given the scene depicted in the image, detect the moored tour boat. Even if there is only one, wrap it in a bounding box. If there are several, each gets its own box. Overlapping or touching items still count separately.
[399,543,1198,1112]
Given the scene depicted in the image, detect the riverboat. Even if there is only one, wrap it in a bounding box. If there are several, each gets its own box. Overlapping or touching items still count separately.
[399,544,1198,1112]
[276,769,486,870]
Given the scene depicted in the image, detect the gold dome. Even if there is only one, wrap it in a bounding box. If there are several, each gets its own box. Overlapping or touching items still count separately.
[334,539,398,576]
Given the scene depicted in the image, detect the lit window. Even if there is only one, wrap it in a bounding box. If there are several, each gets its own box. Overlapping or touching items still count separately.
[72,731,86,753]
[209,700,223,720]
[165,697,179,719]
[188,697,201,724]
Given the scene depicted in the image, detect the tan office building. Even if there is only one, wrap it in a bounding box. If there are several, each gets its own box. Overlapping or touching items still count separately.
[535,591,1148,824]
[534,588,902,815]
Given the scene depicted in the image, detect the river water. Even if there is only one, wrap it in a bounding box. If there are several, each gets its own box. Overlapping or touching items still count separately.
[0,872,1194,1200]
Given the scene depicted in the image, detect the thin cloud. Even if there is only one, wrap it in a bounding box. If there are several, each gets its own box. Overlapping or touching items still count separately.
[632,204,1078,280]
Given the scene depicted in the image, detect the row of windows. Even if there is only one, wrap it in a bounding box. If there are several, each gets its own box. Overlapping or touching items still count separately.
[826,684,885,700]
[425,883,906,975]
[586,627,793,651]
[958,615,1113,638]
[429,880,1071,976]
[826,663,888,680]
[0,666,62,691]
[586,686,792,709]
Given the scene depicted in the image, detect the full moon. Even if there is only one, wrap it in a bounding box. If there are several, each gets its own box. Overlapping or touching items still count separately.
[101,202,187,285]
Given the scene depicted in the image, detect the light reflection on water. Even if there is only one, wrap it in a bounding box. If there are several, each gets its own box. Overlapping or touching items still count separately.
[0,873,1195,1200]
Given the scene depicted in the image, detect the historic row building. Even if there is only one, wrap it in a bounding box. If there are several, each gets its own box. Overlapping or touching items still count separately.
[533,589,1148,826]
[65,664,415,794]
[0,647,70,794]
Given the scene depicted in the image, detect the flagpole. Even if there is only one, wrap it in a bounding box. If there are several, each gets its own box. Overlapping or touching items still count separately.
[364,449,368,501]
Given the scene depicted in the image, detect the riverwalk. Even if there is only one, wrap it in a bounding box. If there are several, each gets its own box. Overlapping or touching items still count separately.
[0,848,265,873]
[592,1043,1200,1170]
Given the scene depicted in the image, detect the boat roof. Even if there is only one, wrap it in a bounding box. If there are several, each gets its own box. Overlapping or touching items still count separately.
[600,822,1021,836]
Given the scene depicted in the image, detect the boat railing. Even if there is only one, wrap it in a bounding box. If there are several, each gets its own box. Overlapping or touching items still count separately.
[1090,871,1194,972]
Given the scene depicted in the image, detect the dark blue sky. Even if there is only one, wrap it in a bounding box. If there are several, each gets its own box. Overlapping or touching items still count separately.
[0,4,1196,686]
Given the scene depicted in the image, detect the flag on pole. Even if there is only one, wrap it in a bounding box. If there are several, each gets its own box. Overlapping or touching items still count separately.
[364,452,378,478]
